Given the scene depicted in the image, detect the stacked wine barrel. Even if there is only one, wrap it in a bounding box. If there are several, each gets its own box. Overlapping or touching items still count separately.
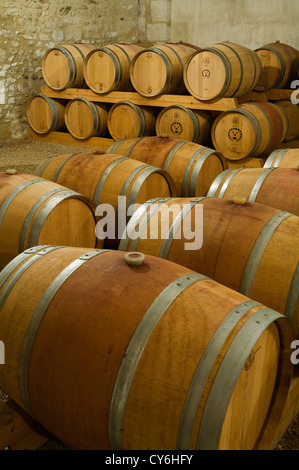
[1,38,298,451]
[26,40,299,166]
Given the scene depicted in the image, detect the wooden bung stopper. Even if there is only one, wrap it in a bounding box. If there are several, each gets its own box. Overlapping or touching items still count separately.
[233,196,247,205]
[125,252,145,266]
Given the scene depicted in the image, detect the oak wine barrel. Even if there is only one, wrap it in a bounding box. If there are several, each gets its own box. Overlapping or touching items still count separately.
[130,42,199,98]
[155,105,211,144]
[107,101,156,141]
[264,148,299,168]
[211,101,287,160]
[0,171,97,268]
[42,43,95,91]
[254,41,299,91]
[207,167,299,216]
[120,197,299,337]
[64,97,108,140]
[0,246,293,449]
[83,43,144,94]
[274,99,299,142]
[26,94,66,135]
[107,136,227,197]
[183,41,263,101]
[33,151,176,248]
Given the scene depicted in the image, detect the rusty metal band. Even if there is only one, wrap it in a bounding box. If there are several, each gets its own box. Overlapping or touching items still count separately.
[109,272,207,450]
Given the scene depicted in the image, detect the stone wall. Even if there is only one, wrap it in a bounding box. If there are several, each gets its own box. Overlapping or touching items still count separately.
[0,0,140,142]
[1,0,298,142]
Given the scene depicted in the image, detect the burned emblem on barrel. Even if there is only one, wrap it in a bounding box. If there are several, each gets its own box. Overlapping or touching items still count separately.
[228,127,242,142]
[170,121,183,136]
[202,69,210,78]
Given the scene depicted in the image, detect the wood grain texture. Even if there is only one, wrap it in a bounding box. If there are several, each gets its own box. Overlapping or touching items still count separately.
[264,148,299,168]
[211,102,287,160]
[184,42,262,101]
[155,105,211,145]
[0,247,293,449]
[64,97,108,140]
[107,101,156,140]
[26,94,66,135]
[130,43,199,98]
[208,167,299,216]
[41,43,95,91]
[107,136,227,197]
[0,172,97,267]
[83,43,144,94]
[120,197,299,338]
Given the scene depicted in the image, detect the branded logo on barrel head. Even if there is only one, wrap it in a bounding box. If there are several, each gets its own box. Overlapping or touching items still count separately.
[202,69,210,78]
[228,127,243,142]
[170,121,183,135]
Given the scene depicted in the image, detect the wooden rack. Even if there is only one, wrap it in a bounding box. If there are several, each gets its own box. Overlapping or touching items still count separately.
[27,87,295,150]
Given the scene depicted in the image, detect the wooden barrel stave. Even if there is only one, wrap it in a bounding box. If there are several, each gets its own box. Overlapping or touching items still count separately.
[120,197,299,338]
[155,105,211,145]
[264,148,299,168]
[255,42,299,91]
[42,43,95,91]
[83,43,144,94]
[107,136,227,197]
[26,94,66,135]
[184,41,263,101]
[0,172,97,268]
[107,101,156,141]
[207,167,299,216]
[0,247,293,449]
[130,42,199,98]
[211,101,287,160]
[64,97,108,140]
